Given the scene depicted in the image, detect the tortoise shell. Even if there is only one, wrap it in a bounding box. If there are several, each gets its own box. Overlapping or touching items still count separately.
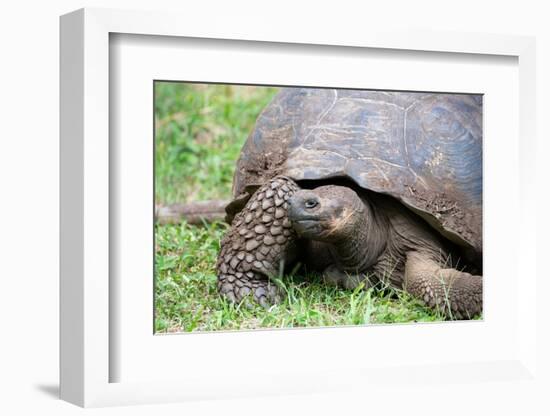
[228,88,482,258]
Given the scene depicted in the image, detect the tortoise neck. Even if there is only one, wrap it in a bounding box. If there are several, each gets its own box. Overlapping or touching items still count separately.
[330,197,388,272]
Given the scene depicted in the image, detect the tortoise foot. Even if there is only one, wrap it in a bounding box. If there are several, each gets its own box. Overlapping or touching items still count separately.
[322,265,372,290]
[218,273,282,307]
[404,252,483,320]
[216,176,300,305]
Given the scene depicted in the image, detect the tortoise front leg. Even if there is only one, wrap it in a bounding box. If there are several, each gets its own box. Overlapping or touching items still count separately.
[403,252,483,320]
[216,176,300,307]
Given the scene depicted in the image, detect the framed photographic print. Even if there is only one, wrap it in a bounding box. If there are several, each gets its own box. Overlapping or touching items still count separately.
[60,7,540,409]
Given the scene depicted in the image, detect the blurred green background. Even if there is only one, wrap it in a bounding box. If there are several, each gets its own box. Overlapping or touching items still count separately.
[155,83,278,205]
[154,82,448,333]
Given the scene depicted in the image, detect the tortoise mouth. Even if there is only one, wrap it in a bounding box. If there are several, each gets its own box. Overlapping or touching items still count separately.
[291,218,324,237]
[290,214,320,222]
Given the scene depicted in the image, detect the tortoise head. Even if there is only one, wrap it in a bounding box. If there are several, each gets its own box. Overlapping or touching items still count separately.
[288,185,365,243]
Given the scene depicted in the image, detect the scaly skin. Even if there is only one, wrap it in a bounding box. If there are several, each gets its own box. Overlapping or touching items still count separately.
[219,180,483,319]
[404,252,483,320]
[216,176,299,306]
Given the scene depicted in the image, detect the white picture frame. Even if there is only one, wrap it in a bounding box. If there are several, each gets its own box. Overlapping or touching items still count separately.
[60,7,540,408]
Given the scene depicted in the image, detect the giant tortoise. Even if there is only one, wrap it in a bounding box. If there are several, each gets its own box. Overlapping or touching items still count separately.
[216,88,483,319]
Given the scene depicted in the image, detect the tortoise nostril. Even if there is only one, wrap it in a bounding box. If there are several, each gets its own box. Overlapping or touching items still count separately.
[304,199,318,209]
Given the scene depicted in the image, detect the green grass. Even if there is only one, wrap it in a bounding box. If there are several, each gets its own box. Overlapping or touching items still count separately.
[155,221,446,333]
[155,82,279,204]
[154,82,449,333]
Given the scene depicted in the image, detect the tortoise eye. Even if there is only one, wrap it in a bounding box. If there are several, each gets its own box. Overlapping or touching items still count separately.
[304,199,318,209]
